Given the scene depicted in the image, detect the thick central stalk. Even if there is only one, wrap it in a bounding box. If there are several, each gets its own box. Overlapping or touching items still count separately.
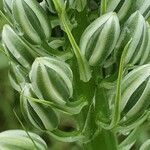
[83,130,118,150]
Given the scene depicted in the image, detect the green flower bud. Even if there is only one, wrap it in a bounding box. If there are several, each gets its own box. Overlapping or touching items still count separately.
[106,0,137,23]
[20,83,59,131]
[79,12,120,66]
[13,0,51,45]
[106,0,150,23]
[115,11,148,65]
[2,25,37,70]
[3,0,13,21]
[120,64,150,113]
[136,0,150,19]
[9,62,27,92]
[140,23,150,64]
[29,57,73,106]
[117,64,150,128]
[0,130,47,150]
[140,139,150,150]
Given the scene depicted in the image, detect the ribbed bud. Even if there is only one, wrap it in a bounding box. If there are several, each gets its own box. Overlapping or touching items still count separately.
[140,23,150,64]
[106,0,136,23]
[118,64,150,126]
[106,0,150,22]
[20,83,59,131]
[3,0,13,21]
[69,0,87,12]
[0,130,47,150]
[140,139,150,150]
[115,11,148,65]
[79,12,120,66]
[13,0,51,45]
[9,62,27,92]
[136,0,150,19]
[29,57,73,106]
[2,25,37,70]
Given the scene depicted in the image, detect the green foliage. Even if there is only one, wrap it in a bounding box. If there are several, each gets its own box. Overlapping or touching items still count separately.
[0,0,150,150]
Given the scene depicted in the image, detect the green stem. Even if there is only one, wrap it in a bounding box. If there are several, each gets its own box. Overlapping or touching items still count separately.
[83,130,118,150]
[0,10,12,26]
[100,0,107,15]
[52,0,91,82]
[111,40,132,127]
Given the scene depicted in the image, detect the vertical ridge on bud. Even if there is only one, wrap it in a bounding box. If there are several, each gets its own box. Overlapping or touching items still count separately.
[29,57,73,106]
[80,12,120,66]
[131,21,149,65]
[13,0,51,44]
[140,23,150,64]
[138,0,150,19]
[3,0,13,21]
[2,25,37,70]
[120,64,150,112]
[20,83,59,131]
[115,11,147,65]
[9,62,27,92]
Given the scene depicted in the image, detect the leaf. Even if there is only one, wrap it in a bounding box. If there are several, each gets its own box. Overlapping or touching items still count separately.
[47,129,83,142]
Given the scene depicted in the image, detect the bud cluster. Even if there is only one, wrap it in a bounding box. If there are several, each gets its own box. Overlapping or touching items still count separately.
[1,0,150,148]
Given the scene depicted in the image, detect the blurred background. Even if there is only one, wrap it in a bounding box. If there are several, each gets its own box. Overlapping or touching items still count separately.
[0,0,150,149]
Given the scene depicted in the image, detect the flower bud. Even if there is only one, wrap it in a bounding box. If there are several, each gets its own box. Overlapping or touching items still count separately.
[2,25,37,70]
[20,83,59,131]
[79,12,120,66]
[13,0,51,45]
[115,11,148,65]
[120,64,150,113]
[29,57,73,106]
[136,0,150,19]
[117,64,150,128]
[140,23,150,64]
[106,0,150,23]
[140,139,150,150]
[9,62,27,92]
[106,0,136,23]
[3,0,13,21]
[0,130,47,150]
